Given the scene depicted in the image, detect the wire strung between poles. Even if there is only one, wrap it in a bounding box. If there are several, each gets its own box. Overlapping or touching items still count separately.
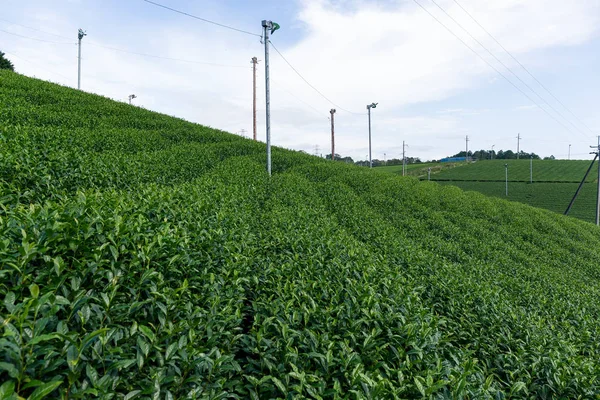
[142,0,262,37]
[269,40,365,116]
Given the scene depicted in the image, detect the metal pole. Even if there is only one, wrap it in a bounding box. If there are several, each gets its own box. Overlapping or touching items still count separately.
[402,140,406,176]
[428,167,431,181]
[262,21,272,176]
[491,145,495,160]
[252,57,258,141]
[465,135,469,162]
[78,39,82,90]
[368,107,372,168]
[505,164,508,196]
[596,136,600,225]
[517,133,521,159]
[330,109,336,160]
[568,144,571,160]
[77,29,86,90]
[530,156,533,184]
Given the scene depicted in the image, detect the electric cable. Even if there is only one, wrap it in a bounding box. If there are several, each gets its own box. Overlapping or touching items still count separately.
[412,0,588,139]
[269,40,365,115]
[451,0,595,136]
[142,0,261,37]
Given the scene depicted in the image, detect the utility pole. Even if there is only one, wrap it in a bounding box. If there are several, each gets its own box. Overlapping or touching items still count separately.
[77,28,86,90]
[428,167,431,181]
[128,94,137,105]
[384,153,387,165]
[367,103,378,168]
[491,145,495,160]
[505,164,509,196]
[568,144,571,160]
[596,136,600,225]
[465,135,469,162]
[330,109,336,160]
[261,20,279,176]
[402,141,408,176]
[251,57,259,141]
[516,133,521,159]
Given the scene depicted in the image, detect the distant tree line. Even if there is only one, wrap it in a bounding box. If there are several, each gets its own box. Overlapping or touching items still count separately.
[325,153,423,167]
[323,149,555,166]
[449,149,541,160]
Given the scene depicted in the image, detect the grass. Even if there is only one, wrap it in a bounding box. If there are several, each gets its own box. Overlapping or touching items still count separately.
[431,159,594,182]
[3,70,600,398]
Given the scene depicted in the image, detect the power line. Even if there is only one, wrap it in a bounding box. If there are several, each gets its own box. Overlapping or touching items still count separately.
[141,0,261,37]
[0,29,76,45]
[275,81,331,121]
[412,0,586,139]
[429,0,591,139]
[0,18,73,40]
[451,0,595,136]
[269,40,364,115]
[3,50,72,81]
[0,19,248,69]
[85,42,249,68]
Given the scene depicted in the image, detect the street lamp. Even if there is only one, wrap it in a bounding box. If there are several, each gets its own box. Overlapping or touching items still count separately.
[367,102,378,168]
[128,94,137,105]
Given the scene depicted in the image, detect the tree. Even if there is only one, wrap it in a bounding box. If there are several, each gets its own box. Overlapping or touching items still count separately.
[0,51,14,71]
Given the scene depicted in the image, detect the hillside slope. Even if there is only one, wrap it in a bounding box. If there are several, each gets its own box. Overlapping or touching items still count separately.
[2,71,600,398]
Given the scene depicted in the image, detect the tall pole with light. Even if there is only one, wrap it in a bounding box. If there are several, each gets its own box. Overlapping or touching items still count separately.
[251,57,259,141]
[128,94,137,105]
[77,28,87,90]
[261,20,280,176]
[367,102,378,168]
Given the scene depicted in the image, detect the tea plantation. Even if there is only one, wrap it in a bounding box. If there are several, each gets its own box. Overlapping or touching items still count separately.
[431,159,594,182]
[2,70,600,399]
[414,159,598,223]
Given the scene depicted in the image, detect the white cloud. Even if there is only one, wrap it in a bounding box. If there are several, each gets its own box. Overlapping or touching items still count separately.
[3,0,598,160]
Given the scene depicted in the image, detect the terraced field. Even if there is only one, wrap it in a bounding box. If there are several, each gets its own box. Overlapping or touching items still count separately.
[2,70,600,398]
[432,159,594,182]
[416,159,598,223]
[437,181,597,222]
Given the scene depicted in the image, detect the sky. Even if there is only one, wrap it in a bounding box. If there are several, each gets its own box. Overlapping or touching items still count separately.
[2,0,599,161]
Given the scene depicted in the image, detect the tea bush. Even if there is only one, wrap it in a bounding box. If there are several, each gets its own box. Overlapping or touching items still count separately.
[2,70,600,398]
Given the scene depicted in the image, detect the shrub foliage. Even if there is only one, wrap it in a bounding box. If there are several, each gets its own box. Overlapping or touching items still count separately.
[2,71,600,398]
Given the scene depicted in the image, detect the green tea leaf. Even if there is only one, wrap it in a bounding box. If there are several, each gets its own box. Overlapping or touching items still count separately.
[27,380,62,400]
